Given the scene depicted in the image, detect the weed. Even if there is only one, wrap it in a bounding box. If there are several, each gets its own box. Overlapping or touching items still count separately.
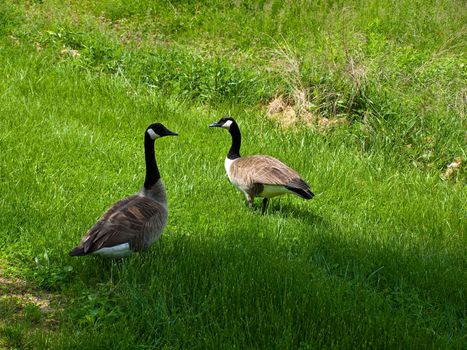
[32,251,74,291]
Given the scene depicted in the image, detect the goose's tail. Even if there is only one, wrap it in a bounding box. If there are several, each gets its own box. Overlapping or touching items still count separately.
[285,178,314,200]
[69,246,86,256]
[286,186,314,200]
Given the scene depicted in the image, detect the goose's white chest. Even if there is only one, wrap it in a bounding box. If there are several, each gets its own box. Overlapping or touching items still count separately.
[224,157,245,192]
[224,157,235,180]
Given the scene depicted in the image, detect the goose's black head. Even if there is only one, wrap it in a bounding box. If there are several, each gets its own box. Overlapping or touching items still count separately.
[209,116,236,130]
[146,123,178,140]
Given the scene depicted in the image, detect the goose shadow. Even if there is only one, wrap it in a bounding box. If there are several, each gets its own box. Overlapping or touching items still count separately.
[257,198,322,224]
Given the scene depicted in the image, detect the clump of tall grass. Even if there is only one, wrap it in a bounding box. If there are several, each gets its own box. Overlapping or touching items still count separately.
[267,35,465,179]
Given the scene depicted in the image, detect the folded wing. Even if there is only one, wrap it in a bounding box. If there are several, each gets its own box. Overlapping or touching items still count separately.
[231,155,309,187]
[70,195,165,255]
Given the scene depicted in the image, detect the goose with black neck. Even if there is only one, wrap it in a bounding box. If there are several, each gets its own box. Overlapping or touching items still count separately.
[209,116,314,213]
[69,123,178,258]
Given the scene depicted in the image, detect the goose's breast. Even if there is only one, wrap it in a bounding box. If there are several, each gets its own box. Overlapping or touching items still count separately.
[224,158,235,180]
[224,157,239,185]
[224,157,248,193]
[145,210,167,245]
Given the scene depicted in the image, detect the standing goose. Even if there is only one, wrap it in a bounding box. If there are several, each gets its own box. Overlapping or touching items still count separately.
[69,123,178,258]
[209,116,314,212]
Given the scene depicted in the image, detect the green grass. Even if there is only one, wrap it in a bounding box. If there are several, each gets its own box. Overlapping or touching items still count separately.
[0,0,466,348]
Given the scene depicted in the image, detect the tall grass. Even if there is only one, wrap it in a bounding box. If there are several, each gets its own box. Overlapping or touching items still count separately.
[0,1,465,348]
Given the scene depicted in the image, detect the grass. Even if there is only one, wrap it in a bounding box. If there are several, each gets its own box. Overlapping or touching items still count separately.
[0,0,466,348]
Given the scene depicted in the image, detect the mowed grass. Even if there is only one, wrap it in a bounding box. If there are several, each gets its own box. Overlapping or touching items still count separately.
[0,1,466,349]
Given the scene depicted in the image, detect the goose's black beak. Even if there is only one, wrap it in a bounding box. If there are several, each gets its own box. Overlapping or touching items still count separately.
[165,129,178,136]
[209,122,221,128]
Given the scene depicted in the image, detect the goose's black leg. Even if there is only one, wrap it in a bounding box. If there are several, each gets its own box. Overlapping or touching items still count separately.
[245,194,254,209]
[261,198,269,214]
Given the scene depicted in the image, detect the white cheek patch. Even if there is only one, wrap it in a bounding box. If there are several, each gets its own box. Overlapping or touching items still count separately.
[147,129,160,140]
[222,120,233,129]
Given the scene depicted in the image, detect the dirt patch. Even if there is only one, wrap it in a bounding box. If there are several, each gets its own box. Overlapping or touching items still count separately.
[266,95,347,131]
[0,260,62,327]
[267,96,298,128]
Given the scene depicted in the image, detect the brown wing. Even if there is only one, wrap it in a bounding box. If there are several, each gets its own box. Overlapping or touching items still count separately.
[231,155,307,187]
[78,195,164,254]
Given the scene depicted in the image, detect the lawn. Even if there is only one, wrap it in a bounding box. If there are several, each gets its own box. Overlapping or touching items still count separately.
[0,0,465,348]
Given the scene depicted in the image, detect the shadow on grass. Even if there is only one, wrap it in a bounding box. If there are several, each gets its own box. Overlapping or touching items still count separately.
[266,199,464,296]
[266,200,322,223]
[63,216,466,349]
[61,197,466,348]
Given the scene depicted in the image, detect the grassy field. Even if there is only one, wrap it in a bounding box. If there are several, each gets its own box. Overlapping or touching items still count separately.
[0,0,466,348]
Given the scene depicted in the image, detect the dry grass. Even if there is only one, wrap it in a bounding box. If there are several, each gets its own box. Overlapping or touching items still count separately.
[266,95,348,131]
[267,40,356,131]
[442,158,463,180]
[269,40,310,114]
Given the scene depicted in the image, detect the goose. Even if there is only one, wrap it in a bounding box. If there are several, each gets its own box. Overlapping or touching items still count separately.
[209,116,314,212]
[69,123,178,258]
